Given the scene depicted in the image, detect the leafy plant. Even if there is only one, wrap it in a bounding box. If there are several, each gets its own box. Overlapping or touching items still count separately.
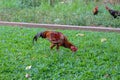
[19,0,41,8]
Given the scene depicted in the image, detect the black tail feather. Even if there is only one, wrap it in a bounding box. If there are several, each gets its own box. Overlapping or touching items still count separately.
[33,32,43,44]
[33,36,37,44]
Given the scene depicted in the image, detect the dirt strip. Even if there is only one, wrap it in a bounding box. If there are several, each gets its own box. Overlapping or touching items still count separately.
[0,21,120,33]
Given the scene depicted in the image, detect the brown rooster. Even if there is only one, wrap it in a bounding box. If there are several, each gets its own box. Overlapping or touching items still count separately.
[93,6,98,15]
[105,6,120,18]
[33,31,78,52]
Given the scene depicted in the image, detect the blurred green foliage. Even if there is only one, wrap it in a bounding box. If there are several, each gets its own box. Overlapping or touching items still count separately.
[0,0,119,27]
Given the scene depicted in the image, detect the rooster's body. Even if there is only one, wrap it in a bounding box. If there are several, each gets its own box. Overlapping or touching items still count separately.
[33,31,77,52]
[93,6,98,15]
[106,6,120,18]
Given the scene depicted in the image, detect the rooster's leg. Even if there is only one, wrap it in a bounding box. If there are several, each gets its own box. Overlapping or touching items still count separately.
[50,43,56,49]
[56,44,60,50]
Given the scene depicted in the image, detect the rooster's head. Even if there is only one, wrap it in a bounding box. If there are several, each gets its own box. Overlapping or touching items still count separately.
[70,46,78,52]
[95,6,98,10]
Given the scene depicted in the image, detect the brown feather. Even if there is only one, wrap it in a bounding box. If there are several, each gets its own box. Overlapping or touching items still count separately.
[93,6,98,15]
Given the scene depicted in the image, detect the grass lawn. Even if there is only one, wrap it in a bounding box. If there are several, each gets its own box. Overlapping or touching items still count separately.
[0,26,120,80]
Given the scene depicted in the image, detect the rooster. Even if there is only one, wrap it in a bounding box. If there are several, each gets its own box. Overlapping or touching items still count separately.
[93,6,98,15]
[105,6,120,18]
[33,31,78,52]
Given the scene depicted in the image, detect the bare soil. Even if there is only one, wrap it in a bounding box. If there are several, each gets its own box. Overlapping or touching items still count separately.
[0,21,120,33]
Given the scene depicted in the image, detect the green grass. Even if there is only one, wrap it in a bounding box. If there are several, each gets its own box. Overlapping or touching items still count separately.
[0,0,120,27]
[0,26,120,80]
